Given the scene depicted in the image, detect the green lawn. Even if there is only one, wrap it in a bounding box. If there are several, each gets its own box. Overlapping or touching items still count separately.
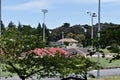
[101,49,110,54]
[89,57,120,68]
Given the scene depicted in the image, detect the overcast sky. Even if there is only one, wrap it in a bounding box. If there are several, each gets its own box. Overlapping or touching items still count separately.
[2,0,120,29]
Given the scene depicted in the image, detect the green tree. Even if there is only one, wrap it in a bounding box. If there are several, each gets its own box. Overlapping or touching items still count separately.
[36,23,42,35]
[100,26,120,48]
[75,34,85,42]
[0,27,97,80]
[100,26,120,61]
[66,32,75,39]
[17,22,22,32]
[8,21,16,29]
[0,28,44,80]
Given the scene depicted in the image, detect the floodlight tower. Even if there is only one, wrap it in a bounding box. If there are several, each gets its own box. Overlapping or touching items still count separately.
[42,9,48,42]
[86,10,97,50]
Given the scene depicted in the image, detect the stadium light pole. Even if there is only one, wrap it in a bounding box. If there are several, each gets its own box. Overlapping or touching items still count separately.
[42,9,48,42]
[97,0,101,80]
[86,10,97,50]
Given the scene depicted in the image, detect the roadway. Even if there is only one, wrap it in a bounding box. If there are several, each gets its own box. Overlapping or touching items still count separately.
[1,68,120,80]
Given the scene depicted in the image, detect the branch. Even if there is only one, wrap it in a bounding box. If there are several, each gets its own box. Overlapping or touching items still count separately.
[25,67,47,78]
[7,61,21,76]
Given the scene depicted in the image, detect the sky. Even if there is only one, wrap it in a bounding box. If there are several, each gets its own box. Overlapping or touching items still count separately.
[2,0,120,29]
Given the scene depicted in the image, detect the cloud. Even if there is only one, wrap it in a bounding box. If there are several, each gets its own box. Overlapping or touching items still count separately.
[3,0,54,11]
[64,0,120,4]
[3,0,120,11]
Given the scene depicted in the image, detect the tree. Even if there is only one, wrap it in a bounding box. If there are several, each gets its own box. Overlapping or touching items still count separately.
[8,21,16,29]
[0,27,97,80]
[50,23,84,41]
[109,45,120,62]
[0,28,44,80]
[100,26,120,61]
[75,34,85,43]
[66,32,75,39]
[17,22,22,32]
[36,23,42,35]
[100,26,120,48]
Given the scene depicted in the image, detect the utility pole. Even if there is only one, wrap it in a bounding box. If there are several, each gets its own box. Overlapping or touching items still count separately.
[97,0,101,80]
[62,31,64,48]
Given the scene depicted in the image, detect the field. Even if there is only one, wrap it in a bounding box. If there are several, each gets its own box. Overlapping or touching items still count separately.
[88,57,120,80]
[89,57,120,68]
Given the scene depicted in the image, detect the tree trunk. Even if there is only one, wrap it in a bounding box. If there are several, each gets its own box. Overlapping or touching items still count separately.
[19,76,26,80]
[21,77,25,80]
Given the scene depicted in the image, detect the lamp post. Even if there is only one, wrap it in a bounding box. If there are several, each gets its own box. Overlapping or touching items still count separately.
[97,0,101,80]
[86,11,97,50]
[41,9,48,42]
[62,31,64,47]
[62,31,64,39]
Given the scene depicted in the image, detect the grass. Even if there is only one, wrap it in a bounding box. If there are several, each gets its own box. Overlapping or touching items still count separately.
[89,57,120,68]
[101,49,110,54]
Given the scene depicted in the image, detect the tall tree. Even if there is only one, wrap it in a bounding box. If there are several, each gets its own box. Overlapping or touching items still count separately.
[36,23,42,35]
[17,22,22,32]
[8,21,16,29]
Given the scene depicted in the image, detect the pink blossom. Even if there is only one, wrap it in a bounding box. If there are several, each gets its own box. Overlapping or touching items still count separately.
[32,48,68,56]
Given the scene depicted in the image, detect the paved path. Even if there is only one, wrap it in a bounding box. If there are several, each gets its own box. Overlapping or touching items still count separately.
[89,68,120,77]
[1,68,120,80]
[1,76,60,80]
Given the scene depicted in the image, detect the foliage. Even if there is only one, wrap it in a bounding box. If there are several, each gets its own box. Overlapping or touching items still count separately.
[100,26,120,61]
[75,34,85,42]
[50,23,85,41]
[0,28,44,80]
[66,32,75,39]
[100,26,120,48]
[7,21,16,28]
[0,26,97,80]
[36,54,97,79]
[66,33,85,43]
[107,44,120,53]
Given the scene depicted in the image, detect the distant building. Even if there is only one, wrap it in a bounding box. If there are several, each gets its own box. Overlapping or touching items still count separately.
[49,38,83,48]
[57,38,80,48]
